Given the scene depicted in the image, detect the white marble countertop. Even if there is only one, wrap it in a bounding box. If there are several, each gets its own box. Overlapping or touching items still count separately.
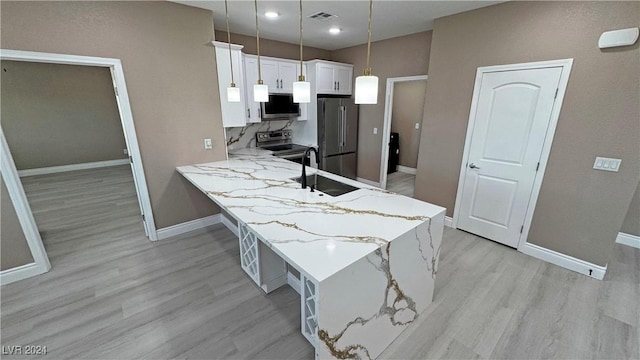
[177,156,445,282]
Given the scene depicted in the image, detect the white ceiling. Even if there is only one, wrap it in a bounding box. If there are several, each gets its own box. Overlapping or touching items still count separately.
[172,1,505,50]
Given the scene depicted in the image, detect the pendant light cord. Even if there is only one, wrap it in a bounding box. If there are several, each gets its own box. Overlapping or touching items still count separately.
[298,0,304,80]
[364,0,373,76]
[224,0,235,86]
[254,0,263,83]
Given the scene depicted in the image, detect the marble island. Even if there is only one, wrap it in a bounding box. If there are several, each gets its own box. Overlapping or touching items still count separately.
[177,155,445,359]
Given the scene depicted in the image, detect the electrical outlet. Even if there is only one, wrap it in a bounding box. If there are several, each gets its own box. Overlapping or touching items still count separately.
[123,148,128,155]
[373,128,378,135]
[593,156,621,172]
[204,138,213,150]
[415,123,420,130]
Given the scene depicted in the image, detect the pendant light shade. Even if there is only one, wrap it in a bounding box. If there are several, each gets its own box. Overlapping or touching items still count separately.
[224,0,240,103]
[354,0,378,105]
[293,0,310,103]
[253,0,269,102]
[253,82,269,102]
[354,74,378,104]
[227,85,241,103]
[293,79,311,103]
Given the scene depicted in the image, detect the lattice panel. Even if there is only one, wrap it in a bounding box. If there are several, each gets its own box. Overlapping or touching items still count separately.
[301,274,319,345]
[239,222,260,285]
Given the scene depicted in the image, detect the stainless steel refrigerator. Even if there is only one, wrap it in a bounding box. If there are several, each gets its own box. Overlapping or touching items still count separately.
[317,97,358,179]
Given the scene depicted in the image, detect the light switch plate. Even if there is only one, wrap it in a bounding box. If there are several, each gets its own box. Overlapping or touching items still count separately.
[373,128,378,135]
[593,157,621,172]
[415,123,420,130]
[204,138,213,150]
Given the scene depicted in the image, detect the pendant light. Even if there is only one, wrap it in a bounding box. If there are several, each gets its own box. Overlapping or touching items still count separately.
[253,0,269,102]
[354,0,378,104]
[224,0,240,102]
[293,0,310,103]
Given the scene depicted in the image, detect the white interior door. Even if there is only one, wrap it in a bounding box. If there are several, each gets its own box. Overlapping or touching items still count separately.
[457,67,563,248]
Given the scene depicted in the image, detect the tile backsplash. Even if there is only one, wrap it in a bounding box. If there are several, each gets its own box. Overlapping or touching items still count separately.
[226,119,298,149]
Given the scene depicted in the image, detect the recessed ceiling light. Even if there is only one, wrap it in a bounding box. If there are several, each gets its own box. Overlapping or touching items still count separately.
[329,27,341,34]
[264,11,279,19]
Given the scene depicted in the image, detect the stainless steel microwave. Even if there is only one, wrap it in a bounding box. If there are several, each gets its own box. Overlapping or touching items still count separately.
[260,94,300,119]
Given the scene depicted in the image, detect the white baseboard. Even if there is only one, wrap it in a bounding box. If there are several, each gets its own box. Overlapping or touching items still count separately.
[397,165,417,175]
[519,242,607,280]
[445,216,453,228]
[287,271,301,295]
[156,214,222,240]
[0,262,48,286]
[356,177,382,188]
[18,158,130,177]
[221,215,238,237]
[616,232,640,249]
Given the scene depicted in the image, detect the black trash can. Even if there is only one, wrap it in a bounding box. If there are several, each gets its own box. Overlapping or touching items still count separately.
[388,132,399,174]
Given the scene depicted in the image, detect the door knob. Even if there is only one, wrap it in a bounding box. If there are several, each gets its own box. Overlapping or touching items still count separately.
[469,163,480,169]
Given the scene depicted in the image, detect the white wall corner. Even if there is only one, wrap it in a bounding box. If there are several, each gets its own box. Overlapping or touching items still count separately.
[616,232,640,249]
[156,214,222,240]
[519,242,607,280]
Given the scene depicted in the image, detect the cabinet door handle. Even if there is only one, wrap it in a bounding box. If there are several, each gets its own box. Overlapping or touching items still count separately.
[248,108,251,118]
[337,82,340,91]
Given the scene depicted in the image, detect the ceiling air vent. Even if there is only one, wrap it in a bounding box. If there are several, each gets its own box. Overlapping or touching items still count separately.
[307,12,338,21]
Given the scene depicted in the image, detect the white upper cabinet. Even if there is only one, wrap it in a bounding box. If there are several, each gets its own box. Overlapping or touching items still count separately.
[213,41,247,128]
[243,56,262,123]
[258,57,300,93]
[308,60,354,95]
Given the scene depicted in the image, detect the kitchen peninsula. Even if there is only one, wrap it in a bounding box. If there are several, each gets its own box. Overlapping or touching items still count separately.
[177,155,445,359]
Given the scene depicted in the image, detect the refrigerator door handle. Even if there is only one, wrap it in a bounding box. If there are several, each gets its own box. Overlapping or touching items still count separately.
[340,106,347,148]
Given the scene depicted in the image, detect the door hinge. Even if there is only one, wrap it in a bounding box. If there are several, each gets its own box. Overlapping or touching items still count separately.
[114,86,119,97]
[536,162,540,171]
[520,225,524,234]
[554,88,558,99]
[129,156,133,164]
[142,214,146,222]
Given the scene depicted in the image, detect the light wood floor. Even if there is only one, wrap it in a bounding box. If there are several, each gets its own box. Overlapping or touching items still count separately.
[386,171,415,197]
[1,165,638,359]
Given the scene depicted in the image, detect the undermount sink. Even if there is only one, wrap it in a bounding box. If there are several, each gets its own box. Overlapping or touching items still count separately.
[293,174,359,197]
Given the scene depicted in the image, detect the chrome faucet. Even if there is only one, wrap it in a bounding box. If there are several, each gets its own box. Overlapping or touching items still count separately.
[301,147,320,189]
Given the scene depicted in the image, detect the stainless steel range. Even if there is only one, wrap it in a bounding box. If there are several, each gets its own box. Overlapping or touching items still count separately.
[256,130,309,163]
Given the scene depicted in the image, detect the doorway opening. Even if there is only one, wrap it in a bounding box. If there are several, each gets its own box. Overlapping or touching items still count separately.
[380,75,428,196]
[0,50,157,283]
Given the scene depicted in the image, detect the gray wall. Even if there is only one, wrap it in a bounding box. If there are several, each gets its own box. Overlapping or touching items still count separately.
[1,174,34,271]
[621,182,640,236]
[1,61,127,170]
[414,1,640,266]
[1,1,225,229]
[332,31,432,183]
[391,80,427,169]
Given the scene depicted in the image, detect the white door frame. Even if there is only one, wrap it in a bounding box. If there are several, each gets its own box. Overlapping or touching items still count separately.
[380,75,428,189]
[452,59,573,250]
[0,49,158,241]
[0,129,51,285]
